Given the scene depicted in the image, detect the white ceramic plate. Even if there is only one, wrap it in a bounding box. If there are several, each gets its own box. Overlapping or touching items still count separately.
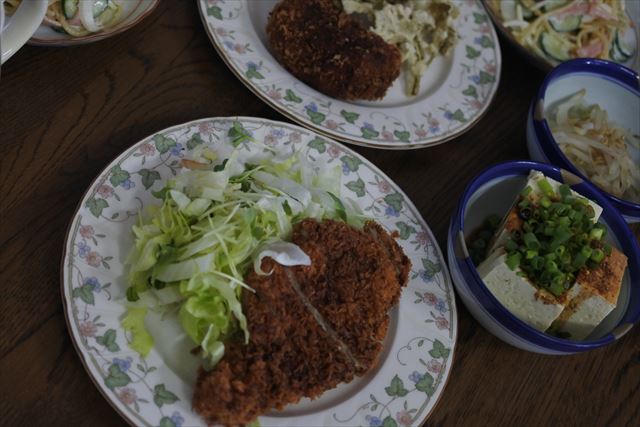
[61,117,458,427]
[197,1,501,150]
[4,0,159,46]
[484,0,640,73]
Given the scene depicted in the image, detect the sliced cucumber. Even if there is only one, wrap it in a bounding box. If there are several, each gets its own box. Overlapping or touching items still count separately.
[549,15,581,32]
[610,43,629,62]
[540,32,571,62]
[615,30,635,58]
[63,0,79,19]
[543,0,569,12]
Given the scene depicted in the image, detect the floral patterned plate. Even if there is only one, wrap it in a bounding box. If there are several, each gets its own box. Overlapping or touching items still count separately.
[61,117,457,427]
[197,0,501,150]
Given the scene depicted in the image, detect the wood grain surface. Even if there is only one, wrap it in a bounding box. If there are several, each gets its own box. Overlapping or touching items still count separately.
[1,1,638,426]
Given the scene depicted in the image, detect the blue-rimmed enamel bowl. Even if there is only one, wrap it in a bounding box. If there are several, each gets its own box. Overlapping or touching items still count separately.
[526,58,640,223]
[447,161,640,355]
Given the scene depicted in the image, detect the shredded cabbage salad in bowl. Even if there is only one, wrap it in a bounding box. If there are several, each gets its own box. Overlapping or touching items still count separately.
[342,0,459,96]
[548,89,640,203]
[121,124,365,367]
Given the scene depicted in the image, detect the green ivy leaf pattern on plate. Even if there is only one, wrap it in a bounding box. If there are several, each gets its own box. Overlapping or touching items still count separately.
[110,165,131,187]
[477,35,494,48]
[306,109,326,125]
[345,178,365,197]
[415,372,435,396]
[473,11,487,23]
[385,375,409,397]
[465,45,481,59]
[86,197,108,218]
[153,135,177,154]
[340,110,359,124]
[383,416,399,427]
[139,169,162,190]
[159,416,176,427]
[429,339,450,359]
[384,193,404,212]
[72,283,95,305]
[462,85,478,98]
[396,221,416,240]
[393,130,410,142]
[340,155,363,172]
[284,89,302,103]
[186,132,204,150]
[422,258,442,280]
[308,137,326,153]
[361,127,379,140]
[153,384,180,408]
[96,329,120,352]
[207,6,222,19]
[105,363,131,390]
[479,71,496,84]
[246,68,264,80]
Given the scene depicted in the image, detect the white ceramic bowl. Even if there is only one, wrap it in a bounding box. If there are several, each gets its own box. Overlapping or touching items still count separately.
[1,0,47,63]
[447,161,640,355]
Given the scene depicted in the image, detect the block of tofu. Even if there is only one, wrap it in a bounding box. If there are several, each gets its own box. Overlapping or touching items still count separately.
[477,250,571,332]
[551,247,627,340]
[487,171,603,255]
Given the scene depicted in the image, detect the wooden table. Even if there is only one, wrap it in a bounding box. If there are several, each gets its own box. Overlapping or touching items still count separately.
[1,1,639,426]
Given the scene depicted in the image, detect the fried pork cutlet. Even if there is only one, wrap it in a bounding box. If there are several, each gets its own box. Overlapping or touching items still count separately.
[266,0,402,100]
[193,219,411,426]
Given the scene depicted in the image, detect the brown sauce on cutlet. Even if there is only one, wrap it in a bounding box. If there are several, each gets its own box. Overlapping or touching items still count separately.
[193,219,410,426]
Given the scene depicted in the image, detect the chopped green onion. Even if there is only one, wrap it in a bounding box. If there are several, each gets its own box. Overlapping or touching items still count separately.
[590,249,604,263]
[537,178,555,197]
[590,224,605,240]
[540,196,551,208]
[559,184,571,200]
[520,185,533,197]
[505,238,519,252]
[523,232,540,250]
[526,249,538,259]
[506,252,521,270]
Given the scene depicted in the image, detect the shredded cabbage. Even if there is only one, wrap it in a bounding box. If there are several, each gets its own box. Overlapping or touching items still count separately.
[122,139,364,366]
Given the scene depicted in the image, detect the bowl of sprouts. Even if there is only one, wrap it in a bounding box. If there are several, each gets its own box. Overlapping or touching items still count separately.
[527,58,640,222]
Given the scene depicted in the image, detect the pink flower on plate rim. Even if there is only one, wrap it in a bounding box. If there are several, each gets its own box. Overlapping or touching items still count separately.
[396,411,413,427]
[377,180,392,194]
[198,122,216,135]
[416,230,429,246]
[97,185,114,199]
[327,145,341,159]
[215,27,227,37]
[117,387,137,405]
[435,316,449,330]
[79,320,98,337]
[264,134,278,147]
[382,130,394,141]
[86,251,103,268]
[423,292,437,306]
[485,62,497,74]
[415,127,427,138]
[139,143,155,156]
[234,44,247,54]
[427,359,443,374]
[289,132,302,144]
[325,119,338,130]
[266,89,282,101]
[79,225,94,239]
